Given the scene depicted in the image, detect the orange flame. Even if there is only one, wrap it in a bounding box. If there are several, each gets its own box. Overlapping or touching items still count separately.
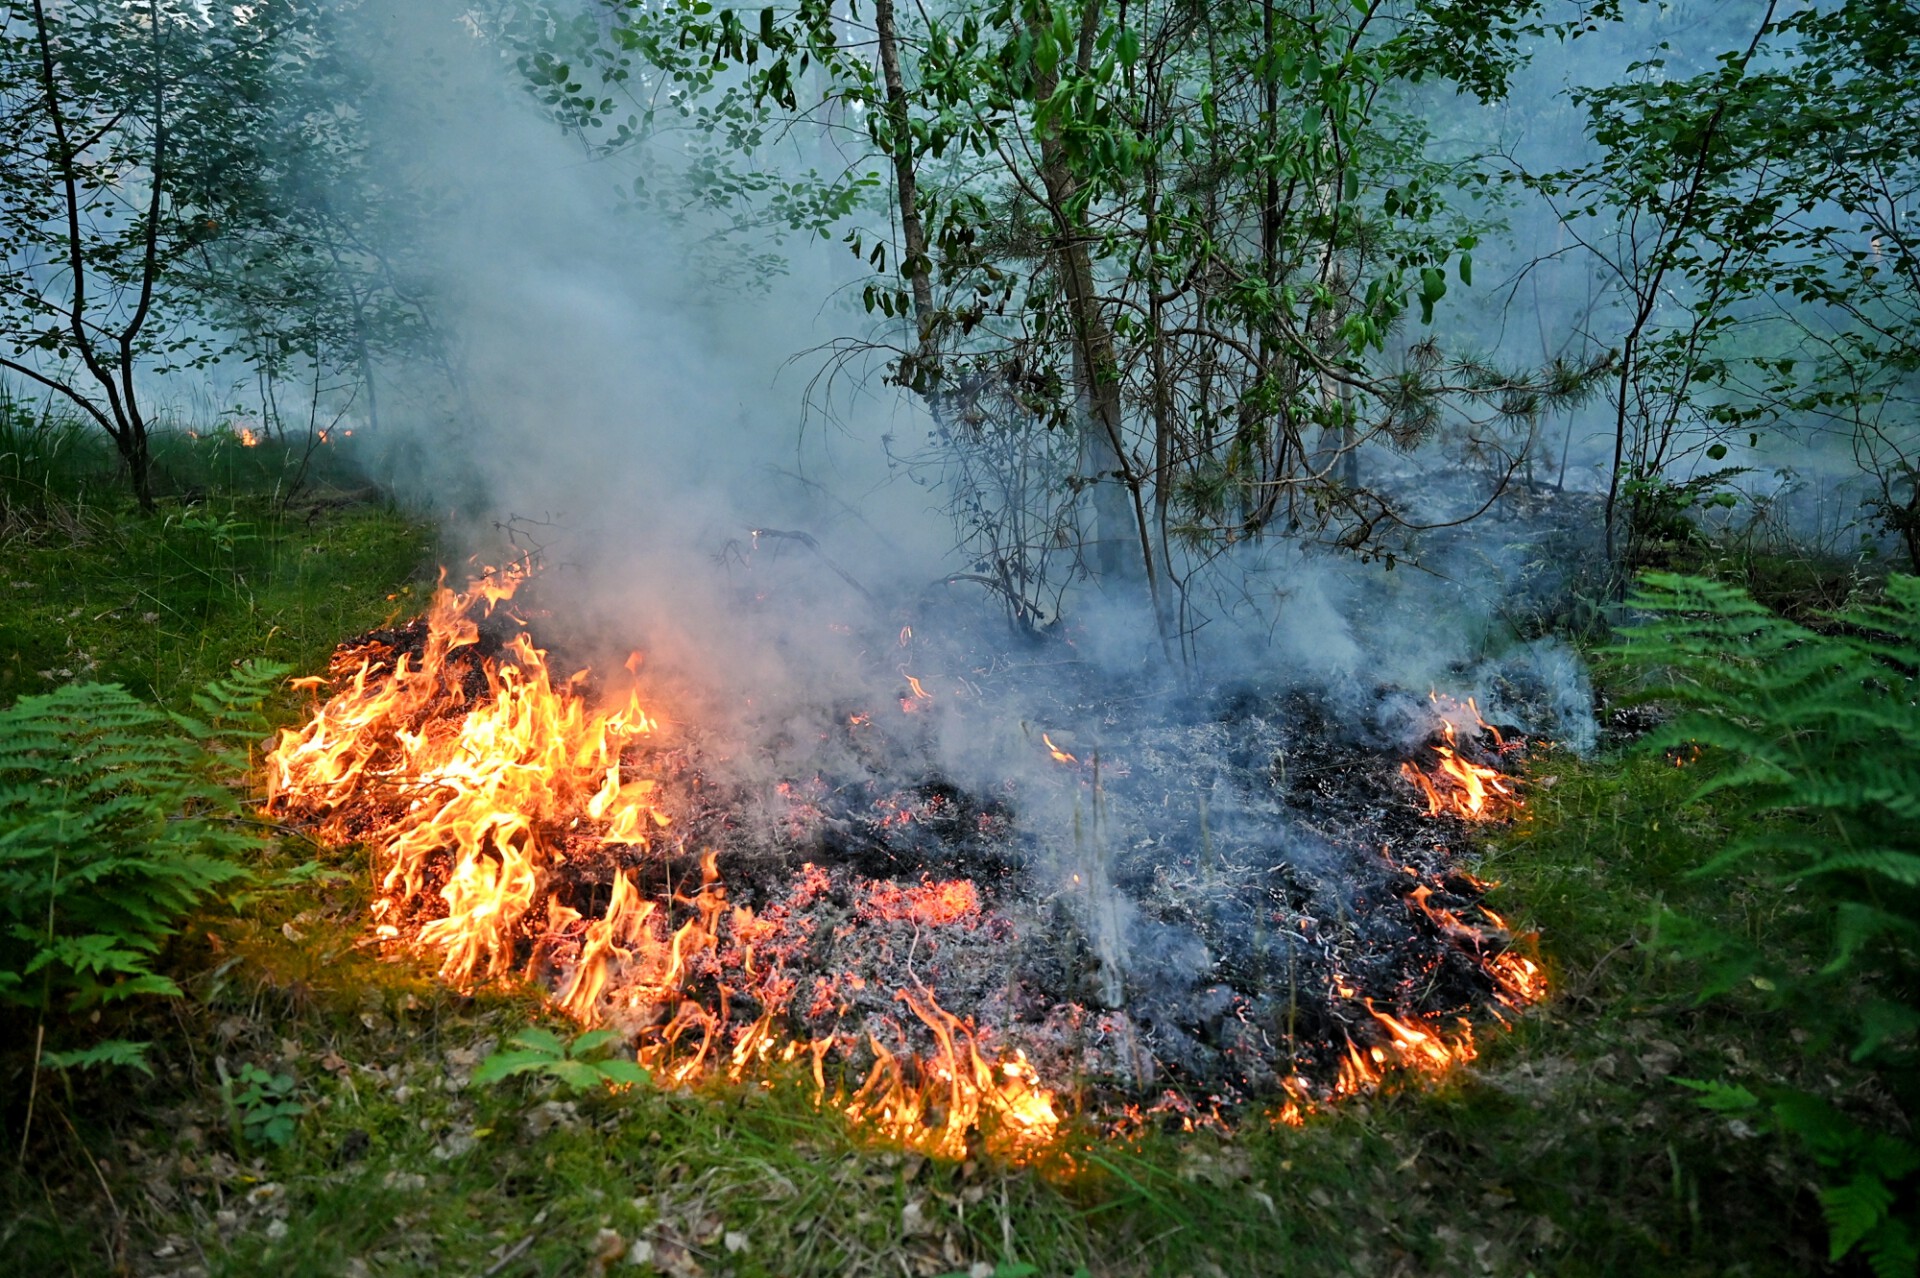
[1042,733,1077,765]
[267,565,1060,1162]
[267,563,667,986]
[1399,695,1522,822]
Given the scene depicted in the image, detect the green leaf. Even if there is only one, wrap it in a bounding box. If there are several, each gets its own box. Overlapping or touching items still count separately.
[471,1050,562,1087]
[1861,1216,1919,1278]
[567,1028,625,1058]
[41,1040,154,1075]
[595,1059,651,1087]
[507,1027,569,1057]
[1822,1175,1895,1261]
[1673,1077,1760,1112]
[545,1060,605,1093]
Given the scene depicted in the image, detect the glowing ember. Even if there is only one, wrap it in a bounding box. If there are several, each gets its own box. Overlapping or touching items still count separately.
[859,877,982,927]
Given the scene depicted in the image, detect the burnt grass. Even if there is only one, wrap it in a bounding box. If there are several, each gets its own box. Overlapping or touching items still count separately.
[327,578,1550,1120]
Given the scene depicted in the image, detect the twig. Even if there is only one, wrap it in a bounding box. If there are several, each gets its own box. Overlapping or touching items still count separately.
[1567,937,1639,1004]
[53,1104,123,1271]
[479,1232,537,1277]
[745,527,875,604]
[18,1021,44,1169]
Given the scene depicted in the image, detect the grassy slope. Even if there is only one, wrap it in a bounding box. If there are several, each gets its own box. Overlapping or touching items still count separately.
[0,437,1851,1278]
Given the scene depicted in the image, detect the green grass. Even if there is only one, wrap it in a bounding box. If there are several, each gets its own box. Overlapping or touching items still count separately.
[0,400,432,709]
[0,435,1863,1277]
[0,498,431,708]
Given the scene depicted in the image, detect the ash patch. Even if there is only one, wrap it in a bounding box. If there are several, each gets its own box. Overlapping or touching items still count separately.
[299,579,1547,1122]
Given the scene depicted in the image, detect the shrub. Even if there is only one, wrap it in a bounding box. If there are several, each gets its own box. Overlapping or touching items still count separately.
[1615,572,1919,1277]
[473,1027,650,1095]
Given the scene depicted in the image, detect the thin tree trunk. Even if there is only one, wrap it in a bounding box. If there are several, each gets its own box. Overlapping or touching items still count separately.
[873,0,938,401]
[1029,2,1156,599]
[27,0,166,511]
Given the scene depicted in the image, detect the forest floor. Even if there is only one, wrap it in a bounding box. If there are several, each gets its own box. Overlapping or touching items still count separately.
[0,458,1859,1277]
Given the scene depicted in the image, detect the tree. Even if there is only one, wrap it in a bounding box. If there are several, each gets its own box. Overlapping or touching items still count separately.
[1529,0,1920,570]
[0,0,442,508]
[488,0,1603,649]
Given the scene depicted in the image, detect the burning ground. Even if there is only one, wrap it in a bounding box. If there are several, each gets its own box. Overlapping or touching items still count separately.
[2,511,1855,1278]
[264,560,1550,1157]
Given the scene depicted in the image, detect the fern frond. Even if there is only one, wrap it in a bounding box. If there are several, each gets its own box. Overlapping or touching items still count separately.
[0,666,280,1061]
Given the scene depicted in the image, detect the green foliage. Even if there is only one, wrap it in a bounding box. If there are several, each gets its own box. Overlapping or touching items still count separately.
[488,0,1601,609]
[0,461,432,707]
[0,388,118,523]
[1616,571,1920,1274]
[0,662,287,1071]
[1,3,447,506]
[219,1059,306,1152]
[1537,0,1920,568]
[472,1026,651,1095]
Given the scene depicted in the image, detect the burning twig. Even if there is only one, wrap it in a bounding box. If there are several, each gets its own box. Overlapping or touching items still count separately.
[1399,694,1524,822]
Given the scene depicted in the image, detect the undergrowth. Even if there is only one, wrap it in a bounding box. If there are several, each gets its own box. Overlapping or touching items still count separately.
[2,696,1851,1275]
[0,406,431,707]
[0,665,288,1081]
[0,455,1887,1277]
[1614,572,1920,1277]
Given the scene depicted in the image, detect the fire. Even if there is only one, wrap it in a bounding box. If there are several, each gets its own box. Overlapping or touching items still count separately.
[1399,694,1522,821]
[235,425,260,447]
[266,568,1550,1158]
[267,563,1060,1161]
[845,992,1059,1159]
[266,562,665,985]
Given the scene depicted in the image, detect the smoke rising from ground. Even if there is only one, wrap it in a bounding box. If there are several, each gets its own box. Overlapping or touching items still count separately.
[296,5,1623,733]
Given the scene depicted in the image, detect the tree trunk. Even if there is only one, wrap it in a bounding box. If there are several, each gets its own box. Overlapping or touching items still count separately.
[1029,3,1149,586]
[873,0,937,389]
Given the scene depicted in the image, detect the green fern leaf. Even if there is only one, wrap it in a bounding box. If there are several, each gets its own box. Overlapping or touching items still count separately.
[1822,1175,1895,1261]
[1861,1218,1918,1278]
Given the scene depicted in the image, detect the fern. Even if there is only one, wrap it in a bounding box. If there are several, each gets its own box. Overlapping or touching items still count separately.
[0,662,289,1072]
[1616,573,1920,1275]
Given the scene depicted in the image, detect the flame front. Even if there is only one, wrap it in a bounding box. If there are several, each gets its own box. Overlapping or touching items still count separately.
[266,566,1060,1161]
